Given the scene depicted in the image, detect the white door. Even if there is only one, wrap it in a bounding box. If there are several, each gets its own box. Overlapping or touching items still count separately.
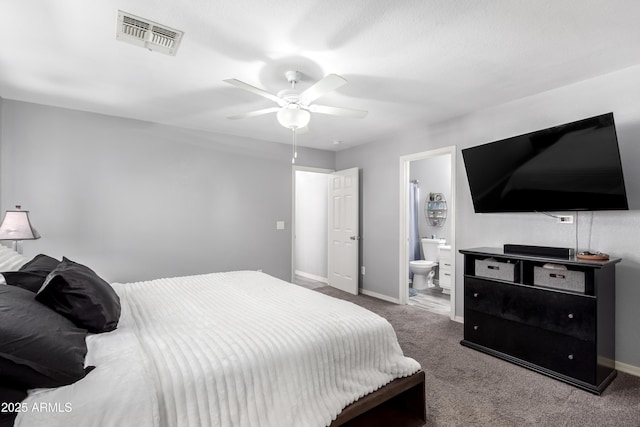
[328,167,359,295]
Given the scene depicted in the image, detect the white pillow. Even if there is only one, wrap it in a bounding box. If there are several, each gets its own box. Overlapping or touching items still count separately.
[0,244,29,272]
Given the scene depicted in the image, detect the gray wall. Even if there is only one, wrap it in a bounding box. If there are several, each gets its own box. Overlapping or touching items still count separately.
[0,100,334,283]
[294,170,329,279]
[336,64,640,368]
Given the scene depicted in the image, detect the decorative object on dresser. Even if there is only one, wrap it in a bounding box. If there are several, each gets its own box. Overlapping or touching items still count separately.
[459,247,619,395]
[0,206,40,254]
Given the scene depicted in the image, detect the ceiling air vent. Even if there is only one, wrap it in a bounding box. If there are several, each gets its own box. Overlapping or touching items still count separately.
[116,11,183,56]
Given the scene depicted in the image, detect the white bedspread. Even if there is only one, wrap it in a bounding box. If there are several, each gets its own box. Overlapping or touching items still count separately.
[16,271,420,427]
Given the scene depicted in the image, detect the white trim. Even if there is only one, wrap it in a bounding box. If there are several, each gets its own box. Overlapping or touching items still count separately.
[453,315,464,324]
[360,288,401,304]
[291,166,334,283]
[616,360,640,378]
[399,146,457,321]
[294,270,328,284]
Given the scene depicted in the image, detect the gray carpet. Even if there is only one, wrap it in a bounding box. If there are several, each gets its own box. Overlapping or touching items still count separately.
[313,286,640,427]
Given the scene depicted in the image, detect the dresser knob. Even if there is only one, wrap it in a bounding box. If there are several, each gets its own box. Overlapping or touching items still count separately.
[473,325,479,330]
[568,313,574,319]
[568,354,574,360]
[473,292,479,298]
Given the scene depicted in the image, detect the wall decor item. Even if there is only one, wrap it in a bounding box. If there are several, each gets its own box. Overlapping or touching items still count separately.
[425,193,447,226]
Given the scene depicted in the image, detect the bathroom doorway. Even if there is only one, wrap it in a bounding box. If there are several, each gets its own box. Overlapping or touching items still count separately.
[291,166,332,289]
[399,146,457,319]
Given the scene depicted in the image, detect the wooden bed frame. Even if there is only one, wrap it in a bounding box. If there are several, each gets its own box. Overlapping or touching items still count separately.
[330,370,426,427]
[2,372,426,427]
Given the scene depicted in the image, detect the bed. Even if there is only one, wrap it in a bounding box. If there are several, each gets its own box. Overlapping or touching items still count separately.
[1,254,424,427]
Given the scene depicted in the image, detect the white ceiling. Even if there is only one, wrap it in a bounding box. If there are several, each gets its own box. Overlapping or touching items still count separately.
[2,0,640,151]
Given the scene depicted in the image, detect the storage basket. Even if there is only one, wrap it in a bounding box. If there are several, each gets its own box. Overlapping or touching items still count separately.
[475,259,515,282]
[533,266,585,293]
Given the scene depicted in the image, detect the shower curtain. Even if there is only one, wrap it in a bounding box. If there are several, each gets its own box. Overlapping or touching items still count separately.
[408,181,420,280]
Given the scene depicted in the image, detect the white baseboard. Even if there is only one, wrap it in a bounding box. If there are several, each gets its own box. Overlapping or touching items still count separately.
[359,288,401,304]
[616,360,640,377]
[453,315,464,323]
[294,270,328,284]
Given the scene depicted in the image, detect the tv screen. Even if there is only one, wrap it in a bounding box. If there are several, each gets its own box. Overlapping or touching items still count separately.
[462,113,628,213]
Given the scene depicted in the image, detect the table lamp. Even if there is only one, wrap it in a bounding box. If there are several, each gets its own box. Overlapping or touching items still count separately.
[0,205,40,254]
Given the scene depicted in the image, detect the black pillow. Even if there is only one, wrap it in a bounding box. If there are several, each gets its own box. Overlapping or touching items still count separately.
[0,286,89,390]
[3,254,60,292]
[36,257,121,333]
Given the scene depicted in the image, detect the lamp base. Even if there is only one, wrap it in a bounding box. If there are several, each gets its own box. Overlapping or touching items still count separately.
[11,240,23,255]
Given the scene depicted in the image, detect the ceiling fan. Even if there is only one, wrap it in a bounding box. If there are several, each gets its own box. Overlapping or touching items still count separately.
[223,71,368,163]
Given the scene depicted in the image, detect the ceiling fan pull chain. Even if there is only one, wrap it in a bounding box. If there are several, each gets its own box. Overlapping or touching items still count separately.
[291,128,296,164]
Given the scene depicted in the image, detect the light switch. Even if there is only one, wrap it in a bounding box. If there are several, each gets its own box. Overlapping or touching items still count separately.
[276,220,285,230]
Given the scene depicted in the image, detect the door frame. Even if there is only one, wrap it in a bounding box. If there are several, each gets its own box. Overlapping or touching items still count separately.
[398,146,457,320]
[291,165,334,283]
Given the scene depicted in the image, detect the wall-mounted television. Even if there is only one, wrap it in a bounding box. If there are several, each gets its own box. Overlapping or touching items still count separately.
[462,113,628,213]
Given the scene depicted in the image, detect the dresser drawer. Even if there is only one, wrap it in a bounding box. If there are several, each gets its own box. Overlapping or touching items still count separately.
[465,276,595,341]
[439,269,452,286]
[439,260,453,286]
[464,310,596,384]
[438,247,452,288]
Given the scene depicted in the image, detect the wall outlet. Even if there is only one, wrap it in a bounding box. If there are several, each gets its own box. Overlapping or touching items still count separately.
[557,215,574,224]
[361,266,365,275]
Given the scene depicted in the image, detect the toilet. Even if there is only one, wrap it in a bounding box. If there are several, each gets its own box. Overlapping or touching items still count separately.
[409,238,446,290]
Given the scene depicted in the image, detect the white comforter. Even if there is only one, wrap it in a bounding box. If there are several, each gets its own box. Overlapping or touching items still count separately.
[16,271,420,427]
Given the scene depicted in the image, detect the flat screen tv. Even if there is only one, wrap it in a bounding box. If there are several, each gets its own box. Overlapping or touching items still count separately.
[462,113,628,213]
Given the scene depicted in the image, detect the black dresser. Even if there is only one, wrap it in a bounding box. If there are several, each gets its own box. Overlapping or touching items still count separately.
[460,247,619,394]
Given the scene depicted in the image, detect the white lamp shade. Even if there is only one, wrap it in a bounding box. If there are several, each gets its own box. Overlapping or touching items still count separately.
[0,210,41,240]
[277,106,310,129]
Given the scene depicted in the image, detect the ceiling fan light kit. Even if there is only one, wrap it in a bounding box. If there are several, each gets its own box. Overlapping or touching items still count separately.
[277,105,310,129]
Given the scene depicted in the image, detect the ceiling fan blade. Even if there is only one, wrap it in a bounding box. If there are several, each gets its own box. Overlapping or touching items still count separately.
[299,74,347,105]
[223,78,284,105]
[227,107,280,120]
[309,104,368,118]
